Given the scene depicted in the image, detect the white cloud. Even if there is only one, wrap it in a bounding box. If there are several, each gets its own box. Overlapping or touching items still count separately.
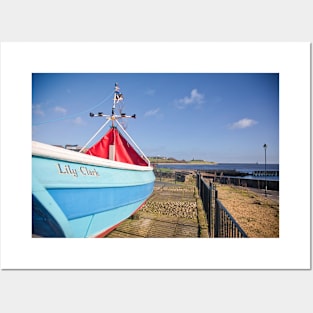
[73,117,85,125]
[144,108,160,117]
[229,118,258,129]
[54,106,67,114]
[175,89,204,109]
[33,104,45,116]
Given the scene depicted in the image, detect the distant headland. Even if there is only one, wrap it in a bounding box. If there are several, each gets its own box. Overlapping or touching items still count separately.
[148,156,217,165]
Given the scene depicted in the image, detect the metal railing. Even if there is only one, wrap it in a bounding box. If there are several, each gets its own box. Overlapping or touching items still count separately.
[197,173,248,238]
[215,197,248,238]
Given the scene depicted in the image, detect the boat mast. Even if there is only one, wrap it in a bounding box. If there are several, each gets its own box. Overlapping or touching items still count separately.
[79,83,135,152]
[112,82,122,117]
[88,83,135,122]
[79,83,151,166]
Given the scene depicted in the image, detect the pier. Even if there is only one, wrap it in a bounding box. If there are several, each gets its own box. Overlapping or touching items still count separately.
[252,170,279,177]
[202,171,279,191]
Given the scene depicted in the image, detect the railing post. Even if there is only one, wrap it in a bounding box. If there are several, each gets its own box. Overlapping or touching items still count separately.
[214,189,219,237]
[208,182,212,236]
[209,182,212,211]
[196,172,200,190]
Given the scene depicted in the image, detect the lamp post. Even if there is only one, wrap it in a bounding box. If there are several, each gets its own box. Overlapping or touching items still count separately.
[263,144,267,197]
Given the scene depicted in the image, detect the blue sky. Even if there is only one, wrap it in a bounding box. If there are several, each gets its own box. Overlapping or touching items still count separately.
[32,73,279,163]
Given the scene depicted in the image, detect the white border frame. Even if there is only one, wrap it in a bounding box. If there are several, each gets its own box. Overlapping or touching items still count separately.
[0,42,311,269]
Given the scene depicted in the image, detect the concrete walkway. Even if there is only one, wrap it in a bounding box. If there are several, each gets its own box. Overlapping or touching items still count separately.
[105,213,199,238]
[105,180,206,238]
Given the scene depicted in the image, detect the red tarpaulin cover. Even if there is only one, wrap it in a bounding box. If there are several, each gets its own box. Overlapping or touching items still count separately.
[86,128,148,166]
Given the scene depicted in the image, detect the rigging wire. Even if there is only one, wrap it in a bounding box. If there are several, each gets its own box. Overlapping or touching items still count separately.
[32,91,114,126]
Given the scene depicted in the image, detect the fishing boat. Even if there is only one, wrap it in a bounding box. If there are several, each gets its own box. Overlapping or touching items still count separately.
[32,83,155,238]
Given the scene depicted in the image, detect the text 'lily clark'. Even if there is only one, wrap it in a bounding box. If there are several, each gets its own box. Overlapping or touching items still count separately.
[56,163,100,178]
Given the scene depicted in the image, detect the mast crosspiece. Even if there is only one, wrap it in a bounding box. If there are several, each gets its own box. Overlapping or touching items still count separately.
[89,83,135,126]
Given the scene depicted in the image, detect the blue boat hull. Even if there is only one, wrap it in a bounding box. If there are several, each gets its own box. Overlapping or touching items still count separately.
[32,143,155,238]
